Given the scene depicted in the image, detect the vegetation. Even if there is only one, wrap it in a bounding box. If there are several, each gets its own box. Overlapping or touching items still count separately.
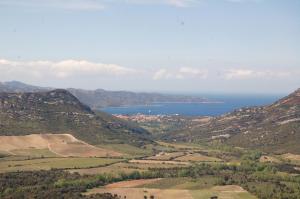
[0,90,151,146]
[0,170,118,199]
[161,89,300,154]
[0,80,211,108]
[0,86,299,199]
[2,148,299,199]
[0,157,123,172]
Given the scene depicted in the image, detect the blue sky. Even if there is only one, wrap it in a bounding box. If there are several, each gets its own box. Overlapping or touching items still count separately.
[0,0,299,94]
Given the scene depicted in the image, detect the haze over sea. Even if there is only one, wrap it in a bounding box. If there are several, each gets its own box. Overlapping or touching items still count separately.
[102,94,283,116]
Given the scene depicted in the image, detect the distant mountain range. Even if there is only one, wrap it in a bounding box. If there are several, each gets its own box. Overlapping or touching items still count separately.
[163,88,300,154]
[0,81,212,109]
[0,89,151,146]
[1,81,299,154]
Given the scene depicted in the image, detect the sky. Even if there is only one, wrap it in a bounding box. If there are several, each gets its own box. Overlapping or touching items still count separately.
[0,0,299,94]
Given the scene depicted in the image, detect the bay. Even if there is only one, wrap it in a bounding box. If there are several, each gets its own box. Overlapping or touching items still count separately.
[101,95,283,116]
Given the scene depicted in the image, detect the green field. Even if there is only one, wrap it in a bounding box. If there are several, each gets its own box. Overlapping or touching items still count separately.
[0,157,123,172]
[100,143,154,157]
[137,177,222,190]
[1,140,300,199]
[11,148,59,158]
[86,178,258,199]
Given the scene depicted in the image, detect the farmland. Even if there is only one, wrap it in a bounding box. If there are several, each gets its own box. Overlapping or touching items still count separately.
[86,179,257,199]
[1,137,300,199]
[0,157,122,173]
[174,153,222,162]
[0,134,122,158]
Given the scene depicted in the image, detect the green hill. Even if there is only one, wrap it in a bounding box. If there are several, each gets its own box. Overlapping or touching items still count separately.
[0,89,151,146]
[0,81,212,109]
[163,89,300,154]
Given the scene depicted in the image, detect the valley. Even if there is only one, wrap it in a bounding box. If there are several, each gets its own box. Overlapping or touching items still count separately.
[0,88,299,199]
[1,137,300,198]
[2,1,299,198]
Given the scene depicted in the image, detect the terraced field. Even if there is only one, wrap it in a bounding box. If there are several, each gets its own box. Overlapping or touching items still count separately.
[70,144,231,176]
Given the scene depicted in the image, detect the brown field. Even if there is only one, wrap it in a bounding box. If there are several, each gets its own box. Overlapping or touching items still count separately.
[282,153,300,161]
[86,188,193,199]
[146,152,185,161]
[0,134,121,157]
[282,153,300,166]
[259,155,281,163]
[212,185,247,192]
[86,185,256,199]
[129,159,190,165]
[175,153,222,162]
[190,185,257,199]
[105,179,162,188]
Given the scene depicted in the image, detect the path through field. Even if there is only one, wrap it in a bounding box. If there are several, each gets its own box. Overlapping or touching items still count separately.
[86,180,257,199]
[0,134,121,157]
[105,179,162,188]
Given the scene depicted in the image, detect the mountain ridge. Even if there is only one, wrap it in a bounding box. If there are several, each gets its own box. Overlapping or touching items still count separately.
[0,81,214,109]
[0,89,151,146]
[163,88,300,154]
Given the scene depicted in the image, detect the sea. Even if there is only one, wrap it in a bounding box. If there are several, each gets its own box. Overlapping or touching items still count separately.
[101,94,283,116]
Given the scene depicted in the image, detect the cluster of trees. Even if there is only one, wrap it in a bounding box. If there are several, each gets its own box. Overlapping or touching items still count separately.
[1,150,300,199]
[0,170,117,199]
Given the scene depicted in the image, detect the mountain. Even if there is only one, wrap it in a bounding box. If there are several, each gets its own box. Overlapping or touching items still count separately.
[0,81,48,92]
[0,89,151,146]
[163,89,300,154]
[0,81,212,109]
[67,88,212,109]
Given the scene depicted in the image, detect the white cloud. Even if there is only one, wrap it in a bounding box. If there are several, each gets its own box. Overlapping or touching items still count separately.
[1,58,297,87]
[0,0,105,11]
[166,0,189,7]
[153,67,208,80]
[0,0,199,9]
[153,69,169,80]
[0,0,262,10]
[224,69,255,79]
[224,69,292,80]
[179,67,208,77]
[0,58,136,79]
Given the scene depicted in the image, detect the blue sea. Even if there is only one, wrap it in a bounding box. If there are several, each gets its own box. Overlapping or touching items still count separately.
[101,94,283,116]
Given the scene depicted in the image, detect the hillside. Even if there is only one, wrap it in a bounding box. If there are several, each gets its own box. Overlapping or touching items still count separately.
[0,81,212,109]
[67,88,211,109]
[0,89,151,146]
[0,134,122,157]
[0,81,48,92]
[163,89,300,154]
